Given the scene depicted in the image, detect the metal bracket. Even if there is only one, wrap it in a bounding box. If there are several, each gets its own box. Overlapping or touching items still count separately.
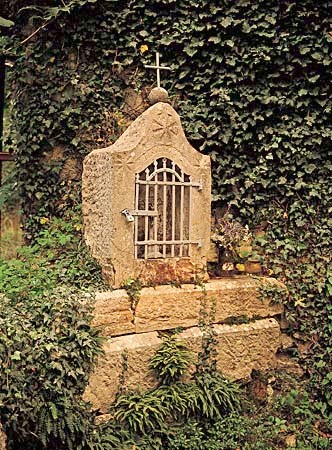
[121,209,134,222]
[122,209,158,222]
[192,181,202,191]
[193,239,202,248]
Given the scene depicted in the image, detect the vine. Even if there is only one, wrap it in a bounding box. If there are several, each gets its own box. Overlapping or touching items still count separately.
[1,0,331,419]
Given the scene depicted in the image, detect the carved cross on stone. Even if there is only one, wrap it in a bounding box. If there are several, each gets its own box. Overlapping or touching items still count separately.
[145,52,171,88]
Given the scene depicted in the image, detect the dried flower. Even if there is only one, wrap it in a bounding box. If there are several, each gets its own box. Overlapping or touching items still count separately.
[211,217,251,252]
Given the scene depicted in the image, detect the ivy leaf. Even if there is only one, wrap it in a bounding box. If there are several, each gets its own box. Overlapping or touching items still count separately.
[300,47,311,55]
[312,52,322,60]
[265,16,276,25]
[208,36,221,44]
[11,351,21,361]
[49,402,58,420]
[0,17,14,27]
[184,46,197,57]
[278,177,287,185]
[221,17,232,28]
[308,74,320,83]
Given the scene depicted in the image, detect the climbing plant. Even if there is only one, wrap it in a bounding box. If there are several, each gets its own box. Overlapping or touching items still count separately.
[1,0,331,417]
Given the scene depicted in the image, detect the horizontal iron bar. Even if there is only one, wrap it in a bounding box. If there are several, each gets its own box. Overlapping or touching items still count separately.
[132,210,158,217]
[145,64,171,71]
[135,239,201,245]
[137,180,202,189]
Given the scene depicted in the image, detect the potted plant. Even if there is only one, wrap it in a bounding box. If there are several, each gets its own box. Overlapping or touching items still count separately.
[211,215,253,275]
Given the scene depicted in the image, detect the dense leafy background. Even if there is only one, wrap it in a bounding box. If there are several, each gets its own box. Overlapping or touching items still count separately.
[1,0,331,430]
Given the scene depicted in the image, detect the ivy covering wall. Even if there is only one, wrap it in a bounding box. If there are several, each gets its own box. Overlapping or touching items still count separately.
[2,0,332,416]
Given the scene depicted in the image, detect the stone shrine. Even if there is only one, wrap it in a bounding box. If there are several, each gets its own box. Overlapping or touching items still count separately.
[82,56,286,413]
[82,101,211,288]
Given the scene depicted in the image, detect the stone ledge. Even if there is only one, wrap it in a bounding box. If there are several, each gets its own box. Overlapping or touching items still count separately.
[91,276,284,336]
[91,290,135,337]
[84,318,281,412]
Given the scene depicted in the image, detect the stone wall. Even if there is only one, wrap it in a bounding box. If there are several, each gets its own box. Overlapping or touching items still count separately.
[84,318,281,412]
[84,276,286,412]
[91,277,284,336]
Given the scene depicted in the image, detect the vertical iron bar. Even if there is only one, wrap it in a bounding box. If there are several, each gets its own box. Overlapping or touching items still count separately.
[154,160,158,258]
[179,169,184,257]
[134,174,139,259]
[188,179,193,257]
[144,168,149,259]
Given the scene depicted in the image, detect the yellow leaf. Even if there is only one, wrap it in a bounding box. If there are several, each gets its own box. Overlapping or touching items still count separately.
[295,298,306,307]
[140,44,148,54]
[235,263,245,272]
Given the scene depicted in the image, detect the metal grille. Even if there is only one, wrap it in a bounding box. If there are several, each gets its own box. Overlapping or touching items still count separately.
[134,157,201,259]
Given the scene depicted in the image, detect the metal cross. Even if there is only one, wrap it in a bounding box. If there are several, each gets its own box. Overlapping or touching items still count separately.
[145,52,171,88]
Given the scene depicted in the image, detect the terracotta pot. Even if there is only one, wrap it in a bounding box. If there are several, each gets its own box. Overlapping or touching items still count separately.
[244,261,262,274]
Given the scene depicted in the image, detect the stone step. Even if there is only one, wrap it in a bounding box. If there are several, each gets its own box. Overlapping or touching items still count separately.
[84,318,281,412]
[91,276,284,337]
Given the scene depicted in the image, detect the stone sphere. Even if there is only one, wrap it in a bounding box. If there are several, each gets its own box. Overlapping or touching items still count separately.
[148,87,169,104]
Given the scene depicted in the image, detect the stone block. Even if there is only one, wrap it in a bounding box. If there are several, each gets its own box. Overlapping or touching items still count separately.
[181,318,281,380]
[84,318,281,412]
[84,332,160,412]
[91,277,284,336]
[135,277,283,333]
[91,291,135,336]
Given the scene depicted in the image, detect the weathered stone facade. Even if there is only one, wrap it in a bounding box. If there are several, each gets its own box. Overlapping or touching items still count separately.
[91,276,284,336]
[83,276,285,412]
[84,318,281,412]
[82,102,211,288]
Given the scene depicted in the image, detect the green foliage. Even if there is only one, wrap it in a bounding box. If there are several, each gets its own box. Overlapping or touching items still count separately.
[165,416,277,450]
[121,277,142,311]
[110,333,242,446]
[155,383,198,421]
[0,207,106,298]
[256,276,289,305]
[113,391,168,434]
[0,206,107,449]
[193,372,241,420]
[0,163,20,211]
[165,412,331,450]
[164,377,332,450]
[149,334,193,385]
[109,374,331,449]
[0,288,103,449]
